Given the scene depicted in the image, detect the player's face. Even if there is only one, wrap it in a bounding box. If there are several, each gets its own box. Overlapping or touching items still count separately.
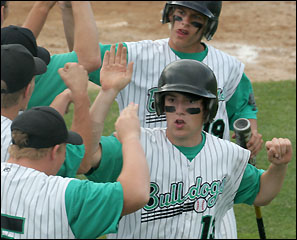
[165,92,204,147]
[168,6,208,53]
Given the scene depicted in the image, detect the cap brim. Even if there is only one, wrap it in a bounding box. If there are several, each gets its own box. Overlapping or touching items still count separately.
[33,56,47,75]
[66,130,83,145]
[37,46,51,65]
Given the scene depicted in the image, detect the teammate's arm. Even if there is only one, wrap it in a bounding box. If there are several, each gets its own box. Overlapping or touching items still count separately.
[71,1,101,72]
[114,103,150,215]
[22,1,56,38]
[58,62,92,174]
[253,138,292,206]
[227,73,263,158]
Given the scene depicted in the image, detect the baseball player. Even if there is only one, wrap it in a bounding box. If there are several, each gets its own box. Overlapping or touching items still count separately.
[1,43,150,239]
[1,105,149,239]
[85,59,292,239]
[23,2,263,237]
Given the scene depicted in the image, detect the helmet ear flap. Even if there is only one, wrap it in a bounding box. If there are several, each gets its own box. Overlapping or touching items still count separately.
[154,92,165,116]
[205,20,219,41]
[207,98,218,123]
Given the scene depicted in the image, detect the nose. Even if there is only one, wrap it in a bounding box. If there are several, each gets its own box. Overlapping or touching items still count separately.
[181,15,191,26]
[175,102,186,115]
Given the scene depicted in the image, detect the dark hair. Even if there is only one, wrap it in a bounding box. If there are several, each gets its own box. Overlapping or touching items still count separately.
[1,1,7,7]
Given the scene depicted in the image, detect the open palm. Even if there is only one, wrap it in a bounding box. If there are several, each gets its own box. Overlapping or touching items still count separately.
[100,43,134,92]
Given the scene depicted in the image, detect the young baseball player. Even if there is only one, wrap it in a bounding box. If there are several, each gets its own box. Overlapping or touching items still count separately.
[22,2,263,237]
[85,59,292,239]
[1,104,149,239]
[1,43,92,177]
[1,42,150,239]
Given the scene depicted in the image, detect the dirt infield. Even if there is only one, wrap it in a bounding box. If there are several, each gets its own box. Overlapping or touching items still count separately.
[3,1,296,82]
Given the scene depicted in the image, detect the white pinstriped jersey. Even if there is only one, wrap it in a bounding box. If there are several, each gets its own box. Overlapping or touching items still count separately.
[1,163,75,239]
[1,115,12,163]
[120,38,245,238]
[107,129,250,239]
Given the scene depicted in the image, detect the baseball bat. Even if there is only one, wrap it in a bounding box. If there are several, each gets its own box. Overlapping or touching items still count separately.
[233,118,266,239]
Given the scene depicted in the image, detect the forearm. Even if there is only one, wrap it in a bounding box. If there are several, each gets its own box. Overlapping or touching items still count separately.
[254,163,288,206]
[23,2,56,38]
[72,1,101,72]
[71,93,92,174]
[49,89,71,116]
[249,118,258,134]
[59,2,74,51]
[117,138,150,216]
[89,89,118,162]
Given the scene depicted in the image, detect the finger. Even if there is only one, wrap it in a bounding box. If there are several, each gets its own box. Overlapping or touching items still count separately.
[115,43,123,64]
[231,133,235,139]
[121,46,127,65]
[102,50,110,67]
[109,44,116,64]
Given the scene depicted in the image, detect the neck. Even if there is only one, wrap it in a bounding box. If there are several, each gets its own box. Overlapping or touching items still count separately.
[168,40,205,53]
[7,157,57,176]
[1,105,23,120]
[166,130,203,147]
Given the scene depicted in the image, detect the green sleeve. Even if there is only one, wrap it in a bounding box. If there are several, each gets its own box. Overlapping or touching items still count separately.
[234,164,265,205]
[88,42,128,86]
[28,51,79,109]
[57,144,85,178]
[226,73,258,130]
[65,179,123,238]
[85,135,123,183]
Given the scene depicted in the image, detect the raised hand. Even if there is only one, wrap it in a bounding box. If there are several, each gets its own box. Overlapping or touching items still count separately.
[266,138,292,166]
[58,62,89,101]
[114,102,140,144]
[100,43,134,92]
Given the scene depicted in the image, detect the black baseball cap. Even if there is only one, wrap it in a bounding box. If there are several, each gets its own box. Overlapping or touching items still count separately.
[1,44,47,93]
[1,25,51,65]
[11,106,83,148]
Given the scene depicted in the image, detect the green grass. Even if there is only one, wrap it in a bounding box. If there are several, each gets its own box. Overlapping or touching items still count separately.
[233,80,296,239]
[64,80,296,239]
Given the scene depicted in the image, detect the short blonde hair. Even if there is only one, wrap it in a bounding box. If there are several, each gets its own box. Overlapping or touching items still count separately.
[9,130,66,160]
[1,80,27,108]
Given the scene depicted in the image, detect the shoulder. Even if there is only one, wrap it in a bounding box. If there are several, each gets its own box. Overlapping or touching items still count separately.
[1,115,12,135]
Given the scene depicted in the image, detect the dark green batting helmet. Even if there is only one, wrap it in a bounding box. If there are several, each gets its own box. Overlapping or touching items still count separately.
[162,1,222,40]
[154,59,218,123]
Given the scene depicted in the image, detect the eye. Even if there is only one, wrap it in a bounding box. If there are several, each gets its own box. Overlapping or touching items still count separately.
[165,96,175,103]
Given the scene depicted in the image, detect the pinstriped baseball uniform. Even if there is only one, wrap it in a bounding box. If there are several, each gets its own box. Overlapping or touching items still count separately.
[1,162,123,239]
[1,115,12,163]
[1,163,75,239]
[117,38,244,238]
[106,129,250,239]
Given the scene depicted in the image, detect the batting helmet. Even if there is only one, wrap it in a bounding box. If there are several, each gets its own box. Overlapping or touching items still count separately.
[162,1,222,40]
[154,59,218,123]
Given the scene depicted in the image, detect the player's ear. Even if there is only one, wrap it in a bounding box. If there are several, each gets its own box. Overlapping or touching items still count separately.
[50,145,61,161]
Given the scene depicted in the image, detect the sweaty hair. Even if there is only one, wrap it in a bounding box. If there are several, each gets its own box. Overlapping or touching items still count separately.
[8,130,66,160]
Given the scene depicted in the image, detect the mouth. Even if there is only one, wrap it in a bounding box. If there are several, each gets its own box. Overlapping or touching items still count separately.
[175,119,185,128]
[176,29,189,36]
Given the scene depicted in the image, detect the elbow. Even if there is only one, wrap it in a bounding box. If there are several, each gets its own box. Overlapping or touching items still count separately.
[76,50,101,73]
[86,56,101,73]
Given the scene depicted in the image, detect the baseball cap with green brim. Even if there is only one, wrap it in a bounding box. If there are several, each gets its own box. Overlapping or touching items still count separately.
[11,106,83,148]
[1,44,47,94]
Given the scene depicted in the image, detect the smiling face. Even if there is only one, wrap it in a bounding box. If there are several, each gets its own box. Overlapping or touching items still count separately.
[168,6,208,53]
[164,92,205,147]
